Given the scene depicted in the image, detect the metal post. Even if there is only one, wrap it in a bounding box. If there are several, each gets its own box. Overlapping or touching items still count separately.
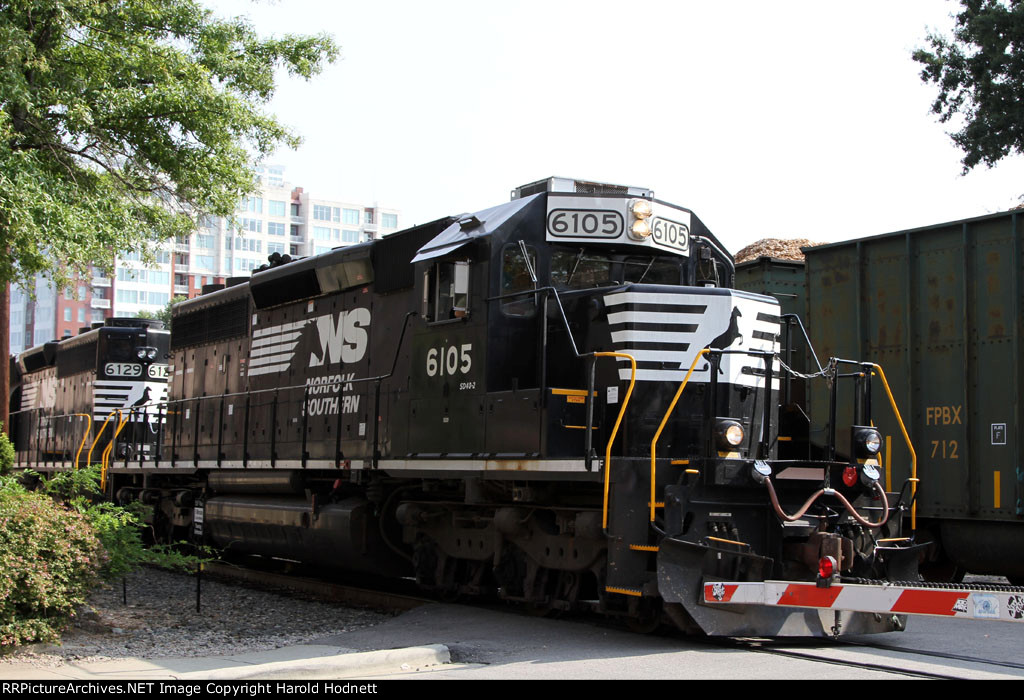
[760,352,773,459]
[192,398,200,467]
[171,400,179,468]
[585,356,596,471]
[864,363,873,425]
[139,407,146,468]
[372,379,382,469]
[270,389,278,467]
[155,404,164,466]
[301,385,309,468]
[124,409,132,469]
[217,395,225,467]
[705,352,720,457]
[828,362,838,462]
[61,415,69,467]
[243,395,251,468]
[342,376,350,464]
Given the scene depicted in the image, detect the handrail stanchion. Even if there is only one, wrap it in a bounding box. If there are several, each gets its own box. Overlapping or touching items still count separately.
[100,411,126,492]
[72,414,93,471]
[87,412,117,467]
[649,349,710,523]
[871,363,918,533]
[596,352,637,532]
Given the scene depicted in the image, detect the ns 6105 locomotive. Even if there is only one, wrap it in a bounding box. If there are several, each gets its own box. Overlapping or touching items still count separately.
[18,177,927,636]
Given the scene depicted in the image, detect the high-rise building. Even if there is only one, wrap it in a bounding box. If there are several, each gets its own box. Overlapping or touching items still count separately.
[8,168,400,354]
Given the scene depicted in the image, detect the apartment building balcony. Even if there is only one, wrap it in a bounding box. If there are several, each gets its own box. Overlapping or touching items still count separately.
[90,298,111,309]
[174,284,189,295]
[91,277,111,287]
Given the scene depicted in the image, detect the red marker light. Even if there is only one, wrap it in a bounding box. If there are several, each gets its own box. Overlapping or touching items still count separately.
[818,556,837,579]
[842,466,858,487]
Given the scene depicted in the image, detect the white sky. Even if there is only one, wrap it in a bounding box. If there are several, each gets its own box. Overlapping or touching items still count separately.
[207,0,1024,254]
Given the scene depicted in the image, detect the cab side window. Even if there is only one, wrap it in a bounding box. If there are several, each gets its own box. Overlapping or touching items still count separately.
[501,245,537,317]
[423,260,470,322]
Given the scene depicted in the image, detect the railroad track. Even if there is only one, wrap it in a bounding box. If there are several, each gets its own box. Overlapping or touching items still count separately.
[199,559,433,613]
[720,637,1024,680]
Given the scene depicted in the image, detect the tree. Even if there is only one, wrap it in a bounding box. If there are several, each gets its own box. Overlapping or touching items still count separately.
[136,293,186,330]
[0,0,338,287]
[914,0,1024,173]
[0,0,337,434]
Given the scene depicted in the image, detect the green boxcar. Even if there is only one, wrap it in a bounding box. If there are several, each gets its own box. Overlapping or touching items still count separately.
[736,212,1024,582]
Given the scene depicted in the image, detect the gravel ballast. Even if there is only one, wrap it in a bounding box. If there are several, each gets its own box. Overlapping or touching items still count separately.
[0,567,394,670]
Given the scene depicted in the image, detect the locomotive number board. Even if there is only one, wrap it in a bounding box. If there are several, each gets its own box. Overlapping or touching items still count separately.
[545,195,691,256]
[105,362,143,378]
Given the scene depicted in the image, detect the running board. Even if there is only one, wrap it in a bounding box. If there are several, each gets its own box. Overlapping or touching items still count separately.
[703,580,1024,624]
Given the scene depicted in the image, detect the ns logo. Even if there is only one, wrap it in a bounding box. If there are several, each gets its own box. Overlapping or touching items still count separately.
[309,308,371,367]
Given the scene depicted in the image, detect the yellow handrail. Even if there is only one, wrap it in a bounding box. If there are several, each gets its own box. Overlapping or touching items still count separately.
[99,413,128,489]
[871,364,918,531]
[86,411,119,468]
[72,414,93,470]
[649,349,710,522]
[598,352,637,531]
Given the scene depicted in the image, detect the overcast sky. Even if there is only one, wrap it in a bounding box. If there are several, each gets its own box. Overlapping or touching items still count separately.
[207,0,1024,254]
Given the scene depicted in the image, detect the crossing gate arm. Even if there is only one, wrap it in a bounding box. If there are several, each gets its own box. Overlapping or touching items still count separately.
[702,580,1024,624]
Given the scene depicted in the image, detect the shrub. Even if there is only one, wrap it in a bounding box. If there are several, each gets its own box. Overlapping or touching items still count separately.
[0,466,212,648]
[42,467,209,578]
[0,476,103,647]
[0,425,15,476]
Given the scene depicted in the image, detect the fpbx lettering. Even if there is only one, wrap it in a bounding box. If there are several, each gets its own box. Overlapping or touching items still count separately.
[926,405,962,425]
[309,308,371,367]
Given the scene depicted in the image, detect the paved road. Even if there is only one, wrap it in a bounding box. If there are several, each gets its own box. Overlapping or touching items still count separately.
[315,603,1024,680]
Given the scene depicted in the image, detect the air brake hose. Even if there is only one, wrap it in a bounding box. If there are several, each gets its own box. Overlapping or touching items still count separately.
[764,477,890,528]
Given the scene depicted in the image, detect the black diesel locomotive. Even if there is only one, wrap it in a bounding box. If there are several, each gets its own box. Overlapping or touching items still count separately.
[17,178,917,636]
[12,318,170,470]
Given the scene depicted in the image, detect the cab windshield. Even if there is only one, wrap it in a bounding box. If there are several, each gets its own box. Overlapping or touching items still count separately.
[550,249,682,289]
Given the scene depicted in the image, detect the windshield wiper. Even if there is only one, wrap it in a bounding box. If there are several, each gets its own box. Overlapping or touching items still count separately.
[635,256,656,283]
[565,248,585,286]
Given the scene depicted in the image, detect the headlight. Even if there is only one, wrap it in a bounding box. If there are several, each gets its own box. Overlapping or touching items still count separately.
[715,419,745,449]
[631,199,653,219]
[136,347,147,360]
[630,219,651,238]
[852,426,882,457]
[628,199,654,240]
[146,348,157,360]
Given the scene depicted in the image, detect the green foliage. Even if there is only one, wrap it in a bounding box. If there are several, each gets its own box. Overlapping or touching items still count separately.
[41,466,210,578]
[138,294,187,331]
[0,0,339,289]
[0,424,15,475]
[0,475,103,647]
[914,0,1024,172]
[0,466,216,647]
